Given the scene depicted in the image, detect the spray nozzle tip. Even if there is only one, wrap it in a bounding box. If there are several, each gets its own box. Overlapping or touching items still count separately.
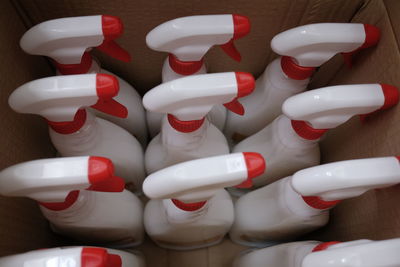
[381,84,399,109]
[88,156,125,192]
[96,73,119,98]
[362,24,381,49]
[236,152,265,189]
[232,14,251,40]
[235,72,255,97]
[102,15,124,40]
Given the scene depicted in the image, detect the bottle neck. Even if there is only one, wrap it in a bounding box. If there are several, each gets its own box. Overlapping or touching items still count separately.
[281,56,316,80]
[53,52,94,75]
[167,114,206,133]
[38,190,80,211]
[168,54,204,75]
[47,109,87,134]
[290,120,328,141]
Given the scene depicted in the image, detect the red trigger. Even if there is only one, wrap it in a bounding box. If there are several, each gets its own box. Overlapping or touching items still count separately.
[220,40,241,62]
[97,40,131,62]
[92,98,128,118]
[224,98,245,115]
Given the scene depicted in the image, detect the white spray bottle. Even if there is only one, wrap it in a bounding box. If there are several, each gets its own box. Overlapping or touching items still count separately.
[20,15,148,147]
[8,74,145,192]
[0,246,145,267]
[234,239,400,267]
[224,23,380,143]
[229,156,400,247]
[231,83,399,195]
[145,14,251,136]
[0,156,144,246]
[143,72,255,174]
[143,152,265,250]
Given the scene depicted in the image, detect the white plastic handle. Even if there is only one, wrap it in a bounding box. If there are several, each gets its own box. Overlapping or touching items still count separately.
[271,23,376,67]
[291,157,400,201]
[302,239,400,267]
[143,153,265,202]
[282,84,398,129]
[0,156,123,202]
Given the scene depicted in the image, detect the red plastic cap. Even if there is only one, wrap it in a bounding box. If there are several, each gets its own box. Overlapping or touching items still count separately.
[291,120,328,140]
[39,190,80,211]
[281,56,316,80]
[87,156,125,192]
[168,53,204,75]
[167,114,205,133]
[396,156,400,162]
[302,196,341,210]
[232,15,251,40]
[47,108,87,134]
[171,199,207,211]
[92,74,128,118]
[312,241,341,252]
[235,72,255,97]
[380,84,399,110]
[341,24,380,68]
[54,52,93,75]
[82,247,122,267]
[235,152,266,189]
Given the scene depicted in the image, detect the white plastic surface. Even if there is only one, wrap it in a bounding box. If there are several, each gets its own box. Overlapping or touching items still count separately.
[50,111,145,192]
[224,58,309,142]
[20,16,103,64]
[146,15,234,61]
[9,74,98,122]
[231,115,320,193]
[283,84,385,129]
[233,241,318,267]
[302,239,400,267]
[271,23,365,67]
[229,177,328,246]
[145,116,229,174]
[292,157,400,201]
[144,153,250,202]
[0,156,90,202]
[143,72,239,121]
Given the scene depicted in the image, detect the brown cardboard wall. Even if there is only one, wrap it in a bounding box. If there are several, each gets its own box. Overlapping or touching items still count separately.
[0,0,60,257]
[1,0,400,266]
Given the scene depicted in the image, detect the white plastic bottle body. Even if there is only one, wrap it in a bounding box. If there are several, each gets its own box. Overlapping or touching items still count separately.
[57,61,148,148]
[144,189,234,250]
[146,58,226,137]
[224,58,309,143]
[229,178,328,247]
[145,117,229,174]
[41,190,144,246]
[49,110,145,192]
[233,241,318,267]
[230,115,320,196]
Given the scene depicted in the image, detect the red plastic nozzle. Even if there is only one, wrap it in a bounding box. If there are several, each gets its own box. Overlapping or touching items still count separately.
[91,74,128,118]
[235,72,255,97]
[236,152,266,189]
[302,196,341,210]
[87,156,125,192]
[312,241,341,252]
[96,15,131,62]
[82,247,122,267]
[168,54,204,75]
[167,114,205,133]
[291,120,328,140]
[281,56,316,80]
[171,199,207,211]
[341,24,380,68]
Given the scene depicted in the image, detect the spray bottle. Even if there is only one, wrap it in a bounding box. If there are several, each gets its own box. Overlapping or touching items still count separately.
[8,74,145,192]
[0,156,144,246]
[143,72,255,174]
[229,156,400,247]
[231,83,399,195]
[143,152,265,250]
[224,23,380,143]
[20,15,148,147]
[234,239,400,267]
[0,247,145,267]
[146,14,251,136]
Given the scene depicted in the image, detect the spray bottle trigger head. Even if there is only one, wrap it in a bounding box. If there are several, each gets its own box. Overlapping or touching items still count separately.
[236,152,266,188]
[91,74,128,118]
[224,71,255,115]
[341,24,380,68]
[96,15,131,62]
[82,247,122,267]
[219,14,250,62]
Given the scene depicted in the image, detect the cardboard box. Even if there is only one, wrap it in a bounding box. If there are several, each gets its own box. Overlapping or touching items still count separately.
[0,0,399,266]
